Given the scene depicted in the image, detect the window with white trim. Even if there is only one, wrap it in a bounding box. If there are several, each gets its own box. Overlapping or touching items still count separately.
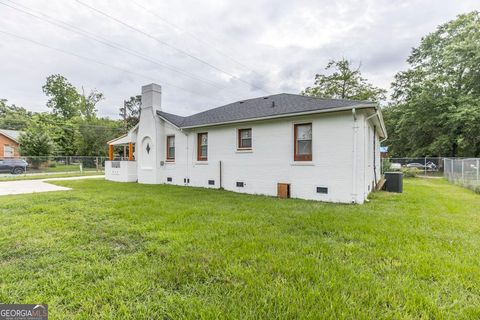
[238,128,252,149]
[294,123,312,161]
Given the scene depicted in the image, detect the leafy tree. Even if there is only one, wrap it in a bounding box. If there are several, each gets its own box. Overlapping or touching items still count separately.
[29,113,78,156]
[42,74,81,119]
[0,99,32,130]
[18,122,54,168]
[301,58,386,102]
[385,11,480,157]
[119,95,141,130]
[53,120,78,156]
[80,87,104,120]
[75,118,123,156]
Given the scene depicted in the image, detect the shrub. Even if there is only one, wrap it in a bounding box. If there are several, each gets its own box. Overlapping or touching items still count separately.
[474,185,480,194]
[401,167,420,178]
[382,159,392,173]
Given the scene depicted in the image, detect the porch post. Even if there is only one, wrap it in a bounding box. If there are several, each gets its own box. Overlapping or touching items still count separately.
[128,143,133,161]
[109,144,114,161]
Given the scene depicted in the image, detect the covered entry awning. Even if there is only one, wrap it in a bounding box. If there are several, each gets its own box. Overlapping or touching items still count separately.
[107,124,138,160]
[108,134,134,146]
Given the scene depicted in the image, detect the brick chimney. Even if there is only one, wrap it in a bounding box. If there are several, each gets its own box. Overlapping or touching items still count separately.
[141,83,162,113]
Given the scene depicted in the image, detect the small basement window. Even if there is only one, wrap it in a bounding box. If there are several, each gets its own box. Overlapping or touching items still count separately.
[236,182,244,187]
[208,180,215,185]
[167,177,172,182]
[316,187,328,194]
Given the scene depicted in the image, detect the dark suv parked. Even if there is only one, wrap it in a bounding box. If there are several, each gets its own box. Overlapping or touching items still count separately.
[0,159,28,174]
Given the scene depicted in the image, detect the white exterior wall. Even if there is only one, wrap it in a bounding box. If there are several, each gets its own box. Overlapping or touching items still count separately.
[359,112,382,199]
[137,84,163,184]
[144,111,381,204]
[105,161,137,182]
[131,83,384,204]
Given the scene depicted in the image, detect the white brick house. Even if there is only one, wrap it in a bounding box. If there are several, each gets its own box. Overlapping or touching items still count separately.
[106,83,387,204]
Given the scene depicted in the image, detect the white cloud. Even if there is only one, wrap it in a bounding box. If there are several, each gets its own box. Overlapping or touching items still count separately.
[0,0,478,118]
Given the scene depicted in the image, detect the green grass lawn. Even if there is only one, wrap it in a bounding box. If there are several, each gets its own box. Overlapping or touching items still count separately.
[0,178,479,319]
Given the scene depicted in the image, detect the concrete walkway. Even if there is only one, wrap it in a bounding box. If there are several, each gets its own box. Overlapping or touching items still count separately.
[0,175,104,196]
[41,175,104,181]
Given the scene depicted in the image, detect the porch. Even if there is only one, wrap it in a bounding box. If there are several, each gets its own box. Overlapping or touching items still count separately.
[105,133,137,182]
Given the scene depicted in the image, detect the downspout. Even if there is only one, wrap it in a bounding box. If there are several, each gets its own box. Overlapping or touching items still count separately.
[219,160,223,189]
[365,112,379,190]
[351,108,358,203]
[365,110,388,189]
[185,132,189,185]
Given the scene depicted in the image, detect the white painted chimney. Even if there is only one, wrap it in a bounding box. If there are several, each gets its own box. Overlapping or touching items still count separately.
[141,83,162,113]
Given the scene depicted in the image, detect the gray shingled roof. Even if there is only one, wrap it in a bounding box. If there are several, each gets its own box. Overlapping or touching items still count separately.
[157,93,375,128]
[0,129,23,142]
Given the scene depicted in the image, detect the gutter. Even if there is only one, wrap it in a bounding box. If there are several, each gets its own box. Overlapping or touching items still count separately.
[366,106,388,140]
[365,108,387,188]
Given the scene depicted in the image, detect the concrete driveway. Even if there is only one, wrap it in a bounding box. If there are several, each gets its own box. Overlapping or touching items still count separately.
[0,175,103,196]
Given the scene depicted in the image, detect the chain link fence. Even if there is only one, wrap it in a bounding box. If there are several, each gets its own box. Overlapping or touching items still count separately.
[0,156,106,180]
[381,157,445,177]
[444,158,480,193]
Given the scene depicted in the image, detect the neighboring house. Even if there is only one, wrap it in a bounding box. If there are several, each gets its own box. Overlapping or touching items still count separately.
[106,84,387,204]
[380,146,389,158]
[0,129,23,158]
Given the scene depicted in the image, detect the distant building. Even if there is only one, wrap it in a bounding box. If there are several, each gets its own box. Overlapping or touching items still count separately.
[380,146,389,158]
[0,129,23,158]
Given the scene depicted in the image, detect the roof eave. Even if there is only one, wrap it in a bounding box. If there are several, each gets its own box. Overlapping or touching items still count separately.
[180,103,377,129]
[106,123,139,145]
[0,132,20,143]
[157,114,183,130]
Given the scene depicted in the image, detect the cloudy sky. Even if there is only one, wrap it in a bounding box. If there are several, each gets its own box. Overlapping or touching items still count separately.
[0,0,478,118]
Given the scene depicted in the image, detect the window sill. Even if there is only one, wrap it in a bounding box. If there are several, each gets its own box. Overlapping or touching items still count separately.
[195,161,209,165]
[165,161,175,164]
[236,149,253,153]
[290,162,315,166]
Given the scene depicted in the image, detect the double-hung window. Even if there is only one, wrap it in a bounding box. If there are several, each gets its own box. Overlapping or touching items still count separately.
[238,128,252,149]
[294,123,312,161]
[166,136,175,161]
[197,132,208,161]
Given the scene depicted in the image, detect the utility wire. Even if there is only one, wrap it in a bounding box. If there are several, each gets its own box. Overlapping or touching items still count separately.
[0,29,227,104]
[75,0,271,94]
[0,0,230,94]
[130,0,267,80]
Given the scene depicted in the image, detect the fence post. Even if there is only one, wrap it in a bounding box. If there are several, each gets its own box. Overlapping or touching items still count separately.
[424,157,427,176]
[461,159,465,182]
[477,159,479,183]
[443,158,447,179]
[451,159,454,180]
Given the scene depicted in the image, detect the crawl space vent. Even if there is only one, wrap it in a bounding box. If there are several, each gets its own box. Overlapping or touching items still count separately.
[316,187,328,194]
